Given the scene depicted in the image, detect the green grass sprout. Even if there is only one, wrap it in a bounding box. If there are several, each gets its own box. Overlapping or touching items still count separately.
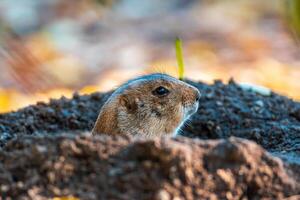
[286,0,300,39]
[175,37,185,80]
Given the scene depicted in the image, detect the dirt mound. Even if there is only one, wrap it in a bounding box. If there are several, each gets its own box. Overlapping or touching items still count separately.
[182,80,300,155]
[1,80,299,163]
[1,80,299,154]
[0,135,298,200]
[0,92,111,146]
[0,79,300,199]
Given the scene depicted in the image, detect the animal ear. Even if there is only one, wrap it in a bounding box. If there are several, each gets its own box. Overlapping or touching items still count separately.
[119,94,137,112]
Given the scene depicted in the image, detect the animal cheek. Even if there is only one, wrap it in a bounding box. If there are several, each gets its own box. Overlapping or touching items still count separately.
[182,87,201,106]
[168,103,183,116]
[173,106,184,123]
[182,90,194,105]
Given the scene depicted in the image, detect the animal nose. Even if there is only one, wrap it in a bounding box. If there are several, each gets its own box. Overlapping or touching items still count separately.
[195,90,201,102]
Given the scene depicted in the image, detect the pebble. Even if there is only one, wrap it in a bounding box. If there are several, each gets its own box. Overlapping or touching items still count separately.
[157,189,171,200]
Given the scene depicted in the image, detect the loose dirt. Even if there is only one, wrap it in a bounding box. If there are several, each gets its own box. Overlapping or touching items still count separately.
[0,79,299,199]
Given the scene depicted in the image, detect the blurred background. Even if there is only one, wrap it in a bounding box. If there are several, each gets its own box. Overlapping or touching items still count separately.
[0,0,300,113]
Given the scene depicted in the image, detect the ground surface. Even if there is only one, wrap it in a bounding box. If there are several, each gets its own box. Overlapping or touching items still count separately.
[0,80,300,199]
[1,135,299,200]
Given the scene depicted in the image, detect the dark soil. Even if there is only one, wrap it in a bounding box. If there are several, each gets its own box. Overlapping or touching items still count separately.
[0,80,299,156]
[0,135,299,199]
[0,91,111,146]
[183,80,300,163]
[0,79,300,199]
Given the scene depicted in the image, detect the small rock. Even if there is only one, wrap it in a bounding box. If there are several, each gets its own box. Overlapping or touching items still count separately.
[239,83,271,96]
[255,100,264,107]
[156,189,171,200]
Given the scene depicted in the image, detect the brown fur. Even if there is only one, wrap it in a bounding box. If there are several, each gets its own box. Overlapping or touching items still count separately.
[92,73,200,138]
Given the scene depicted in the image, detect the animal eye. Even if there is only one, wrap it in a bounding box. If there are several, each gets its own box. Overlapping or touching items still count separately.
[152,86,169,96]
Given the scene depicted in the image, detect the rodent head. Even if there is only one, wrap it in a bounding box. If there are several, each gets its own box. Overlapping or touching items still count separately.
[111,73,200,138]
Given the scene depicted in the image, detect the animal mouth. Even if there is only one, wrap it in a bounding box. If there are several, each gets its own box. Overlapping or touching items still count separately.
[172,102,199,137]
[183,102,199,119]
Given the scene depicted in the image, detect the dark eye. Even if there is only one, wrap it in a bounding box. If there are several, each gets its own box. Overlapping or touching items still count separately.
[152,86,170,96]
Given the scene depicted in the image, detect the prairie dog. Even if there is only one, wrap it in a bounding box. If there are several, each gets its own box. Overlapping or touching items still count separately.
[92,73,200,138]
